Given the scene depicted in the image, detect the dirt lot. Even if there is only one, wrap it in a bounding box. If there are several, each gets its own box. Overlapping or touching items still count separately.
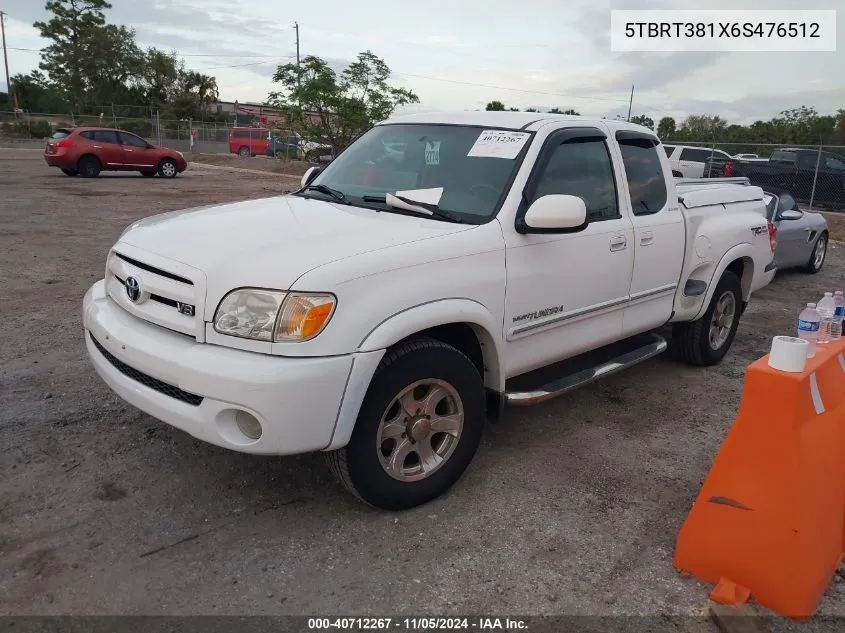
[1,148,844,623]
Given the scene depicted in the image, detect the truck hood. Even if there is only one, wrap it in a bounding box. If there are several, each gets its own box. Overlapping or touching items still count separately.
[118,194,475,310]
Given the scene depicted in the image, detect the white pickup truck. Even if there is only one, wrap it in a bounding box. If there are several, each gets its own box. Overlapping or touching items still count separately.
[82,112,778,510]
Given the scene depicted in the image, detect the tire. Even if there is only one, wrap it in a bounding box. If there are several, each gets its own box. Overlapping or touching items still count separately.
[238,146,251,157]
[61,168,78,177]
[672,270,743,367]
[140,170,156,177]
[802,232,827,274]
[77,155,101,178]
[325,337,486,511]
[157,158,178,178]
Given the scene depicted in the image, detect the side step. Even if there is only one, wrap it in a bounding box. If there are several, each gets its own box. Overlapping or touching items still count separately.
[504,332,668,406]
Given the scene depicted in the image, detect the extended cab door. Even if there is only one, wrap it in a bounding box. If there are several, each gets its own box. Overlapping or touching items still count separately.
[502,125,635,377]
[613,131,685,335]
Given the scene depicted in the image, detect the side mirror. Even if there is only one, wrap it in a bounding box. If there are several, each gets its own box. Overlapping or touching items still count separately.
[779,209,803,221]
[301,166,321,188]
[523,194,587,230]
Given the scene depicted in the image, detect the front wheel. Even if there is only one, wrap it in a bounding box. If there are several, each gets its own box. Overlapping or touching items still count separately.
[802,233,827,274]
[325,337,486,510]
[158,159,178,178]
[672,270,743,367]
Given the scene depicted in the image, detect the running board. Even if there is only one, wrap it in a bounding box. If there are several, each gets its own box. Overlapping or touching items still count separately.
[504,333,668,406]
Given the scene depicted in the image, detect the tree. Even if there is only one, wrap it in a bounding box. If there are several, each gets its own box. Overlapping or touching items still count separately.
[34,0,114,109]
[657,117,676,139]
[524,107,539,112]
[677,114,727,140]
[163,71,219,120]
[267,51,418,151]
[7,70,68,112]
[485,100,505,111]
[630,114,654,130]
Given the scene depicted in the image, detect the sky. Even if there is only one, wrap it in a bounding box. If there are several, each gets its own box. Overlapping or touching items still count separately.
[1,0,843,125]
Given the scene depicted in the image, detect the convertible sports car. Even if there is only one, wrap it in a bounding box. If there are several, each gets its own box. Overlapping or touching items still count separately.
[763,189,829,274]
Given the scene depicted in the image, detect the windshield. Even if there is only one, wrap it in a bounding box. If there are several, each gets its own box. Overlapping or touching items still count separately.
[307,124,532,222]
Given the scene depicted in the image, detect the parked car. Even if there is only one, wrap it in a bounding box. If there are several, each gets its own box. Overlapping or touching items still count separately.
[661,144,733,178]
[762,189,829,273]
[705,148,845,207]
[82,112,777,510]
[44,127,187,178]
[229,126,272,157]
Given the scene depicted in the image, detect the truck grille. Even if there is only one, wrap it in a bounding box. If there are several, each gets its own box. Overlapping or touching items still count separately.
[106,249,204,339]
[90,334,203,406]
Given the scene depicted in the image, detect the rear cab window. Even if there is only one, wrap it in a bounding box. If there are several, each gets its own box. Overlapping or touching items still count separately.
[51,129,72,140]
[618,136,668,216]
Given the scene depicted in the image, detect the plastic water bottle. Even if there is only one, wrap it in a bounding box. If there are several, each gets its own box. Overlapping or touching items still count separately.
[817,293,836,344]
[798,303,820,358]
[832,291,844,341]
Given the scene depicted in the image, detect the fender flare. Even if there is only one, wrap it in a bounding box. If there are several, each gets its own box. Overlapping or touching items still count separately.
[357,298,505,391]
[323,299,505,452]
[691,243,757,321]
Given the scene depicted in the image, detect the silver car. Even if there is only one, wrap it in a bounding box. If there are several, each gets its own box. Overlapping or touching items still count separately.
[764,190,829,274]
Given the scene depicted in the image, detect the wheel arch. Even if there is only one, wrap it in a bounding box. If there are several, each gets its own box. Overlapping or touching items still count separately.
[76,153,102,169]
[324,300,504,452]
[688,245,758,322]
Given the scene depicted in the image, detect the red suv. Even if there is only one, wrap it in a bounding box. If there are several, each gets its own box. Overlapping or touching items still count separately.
[44,127,188,178]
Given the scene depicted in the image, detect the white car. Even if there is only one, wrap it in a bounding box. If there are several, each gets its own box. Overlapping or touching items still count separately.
[83,112,778,510]
[662,144,733,178]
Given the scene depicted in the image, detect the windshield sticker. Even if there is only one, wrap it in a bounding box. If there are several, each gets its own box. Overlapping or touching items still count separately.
[467,130,530,159]
[425,140,441,165]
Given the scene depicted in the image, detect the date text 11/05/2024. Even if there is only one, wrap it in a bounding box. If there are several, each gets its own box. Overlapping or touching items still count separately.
[624,21,821,39]
[307,618,529,631]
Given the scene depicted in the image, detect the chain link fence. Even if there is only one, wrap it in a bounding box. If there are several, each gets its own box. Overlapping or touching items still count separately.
[663,140,845,211]
[0,110,319,160]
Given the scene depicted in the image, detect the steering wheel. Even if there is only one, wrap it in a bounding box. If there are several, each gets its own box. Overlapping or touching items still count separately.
[468,183,500,202]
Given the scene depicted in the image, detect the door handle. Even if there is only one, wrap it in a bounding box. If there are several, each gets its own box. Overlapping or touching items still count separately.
[640,231,654,245]
[610,235,627,251]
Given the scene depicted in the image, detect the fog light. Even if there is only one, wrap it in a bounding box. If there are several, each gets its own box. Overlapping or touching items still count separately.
[235,410,262,440]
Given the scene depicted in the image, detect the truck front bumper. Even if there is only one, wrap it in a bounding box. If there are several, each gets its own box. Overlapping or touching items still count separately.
[82,280,356,455]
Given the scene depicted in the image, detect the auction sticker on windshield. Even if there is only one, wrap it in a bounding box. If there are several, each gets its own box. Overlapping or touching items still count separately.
[467,130,531,159]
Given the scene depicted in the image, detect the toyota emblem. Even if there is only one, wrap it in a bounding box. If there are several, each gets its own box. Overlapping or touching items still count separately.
[125,276,142,303]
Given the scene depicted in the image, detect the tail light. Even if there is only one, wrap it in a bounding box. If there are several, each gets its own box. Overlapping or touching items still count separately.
[767,221,778,252]
[724,160,734,176]
[56,138,72,149]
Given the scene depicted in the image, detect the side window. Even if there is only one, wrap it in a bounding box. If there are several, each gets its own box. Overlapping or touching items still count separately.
[80,131,94,141]
[770,151,796,164]
[715,150,732,159]
[777,193,797,213]
[796,153,817,169]
[825,156,845,171]
[679,147,709,162]
[93,130,119,144]
[532,139,619,222]
[120,133,147,147]
[619,139,668,216]
[234,130,248,139]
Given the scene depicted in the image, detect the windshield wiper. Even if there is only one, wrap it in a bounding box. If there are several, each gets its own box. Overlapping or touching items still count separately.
[300,184,348,204]
[360,194,464,223]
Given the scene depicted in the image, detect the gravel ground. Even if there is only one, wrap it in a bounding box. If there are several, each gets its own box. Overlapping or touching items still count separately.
[1,148,844,624]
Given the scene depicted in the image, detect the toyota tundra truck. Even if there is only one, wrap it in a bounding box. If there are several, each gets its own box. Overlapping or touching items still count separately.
[82,112,778,510]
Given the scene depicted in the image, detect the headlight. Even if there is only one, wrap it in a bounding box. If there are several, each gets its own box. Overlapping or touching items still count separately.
[213,289,336,342]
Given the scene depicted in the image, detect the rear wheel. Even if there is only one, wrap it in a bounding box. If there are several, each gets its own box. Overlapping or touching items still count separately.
[802,233,827,274]
[672,270,743,366]
[77,156,101,178]
[325,337,486,510]
[157,158,178,178]
[238,146,251,157]
[61,168,78,177]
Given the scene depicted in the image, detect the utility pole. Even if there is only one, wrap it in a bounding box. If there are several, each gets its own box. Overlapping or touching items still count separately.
[294,21,300,74]
[627,84,634,122]
[0,11,16,113]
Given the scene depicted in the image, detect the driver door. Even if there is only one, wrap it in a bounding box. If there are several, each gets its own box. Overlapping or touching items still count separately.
[772,193,811,267]
[117,131,157,170]
[502,126,635,377]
